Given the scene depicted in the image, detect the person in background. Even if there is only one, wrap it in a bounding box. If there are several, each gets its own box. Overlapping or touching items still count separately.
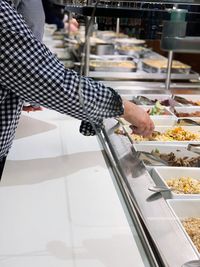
[12,0,45,41]
[42,0,79,33]
[12,0,45,111]
[0,0,154,179]
[42,0,64,29]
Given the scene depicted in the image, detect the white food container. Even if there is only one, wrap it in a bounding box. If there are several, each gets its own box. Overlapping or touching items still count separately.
[151,117,177,126]
[167,199,200,255]
[174,107,200,118]
[151,167,200,199]
[133,144,199,170]
[174,94,200,106]
[128,125,200,144]
[134,94,180,106]
[139,105,175,117]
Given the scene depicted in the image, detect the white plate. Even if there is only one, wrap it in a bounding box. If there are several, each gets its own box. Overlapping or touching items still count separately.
[152,167,200,199]
[167,199,200,255]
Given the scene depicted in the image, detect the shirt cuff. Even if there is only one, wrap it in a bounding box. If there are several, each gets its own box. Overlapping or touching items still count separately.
[79,90,124,136]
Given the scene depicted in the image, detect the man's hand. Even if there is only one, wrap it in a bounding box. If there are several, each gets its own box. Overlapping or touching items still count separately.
[122,99,155,137]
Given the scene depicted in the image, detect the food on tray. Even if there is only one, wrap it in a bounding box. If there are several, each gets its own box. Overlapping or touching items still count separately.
[166,177,200,194]
[118,45,145,52]
[151,149,200,167]
[115,126,200,141]
[182,218,200,253]
[143,59,190,69]
[114,38,145,45]
[174,96,200,106]
[148,101,167,115]
[132,127,200,142]
[174,109,200,117]
[89,60,136,69]
[137,96,172,106]
[142,59,191,73]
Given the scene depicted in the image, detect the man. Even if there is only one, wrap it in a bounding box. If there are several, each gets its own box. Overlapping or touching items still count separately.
[12,0,45,111]
[12,0,45,41]
[0,0,154,178]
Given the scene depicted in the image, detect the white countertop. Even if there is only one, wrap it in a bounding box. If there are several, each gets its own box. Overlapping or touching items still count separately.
[0,109,148,267]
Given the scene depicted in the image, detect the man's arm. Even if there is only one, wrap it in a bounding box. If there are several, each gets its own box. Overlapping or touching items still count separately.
[0,0,154,136]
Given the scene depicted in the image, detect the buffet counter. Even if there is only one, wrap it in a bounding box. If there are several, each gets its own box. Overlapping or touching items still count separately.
[0,109,150,267]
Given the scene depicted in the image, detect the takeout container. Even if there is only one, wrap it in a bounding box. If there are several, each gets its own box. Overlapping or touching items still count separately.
[167,199,200,255]
[151,167,200,199]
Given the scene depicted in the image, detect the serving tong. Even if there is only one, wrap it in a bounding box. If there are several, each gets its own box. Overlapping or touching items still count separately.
[177,118,200,126]
[172,95,193,105]
[115,119,168,166]
[187,143,200,154]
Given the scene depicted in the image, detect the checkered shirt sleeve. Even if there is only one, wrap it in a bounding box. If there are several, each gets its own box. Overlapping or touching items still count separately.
[0,0,124,157]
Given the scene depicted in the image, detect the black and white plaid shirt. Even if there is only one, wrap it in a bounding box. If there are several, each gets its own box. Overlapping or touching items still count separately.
[0,0,124,159]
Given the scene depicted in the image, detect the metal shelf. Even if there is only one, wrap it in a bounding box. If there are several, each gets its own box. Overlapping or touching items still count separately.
[52,1,200,20]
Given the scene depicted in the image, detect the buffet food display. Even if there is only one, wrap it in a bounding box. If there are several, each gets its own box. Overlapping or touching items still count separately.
[44,25,200,261]
[109,89,200,257]
[111,90,200,258]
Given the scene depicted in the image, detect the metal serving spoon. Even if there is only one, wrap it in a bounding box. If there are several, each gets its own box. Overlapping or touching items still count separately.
[182,260,200,267]
[148,185,172,193]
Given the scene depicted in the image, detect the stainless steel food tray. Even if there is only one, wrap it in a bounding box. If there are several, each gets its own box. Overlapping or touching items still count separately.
[89,70,199,80]
[89,60,136,72]
[142,62,191,74]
